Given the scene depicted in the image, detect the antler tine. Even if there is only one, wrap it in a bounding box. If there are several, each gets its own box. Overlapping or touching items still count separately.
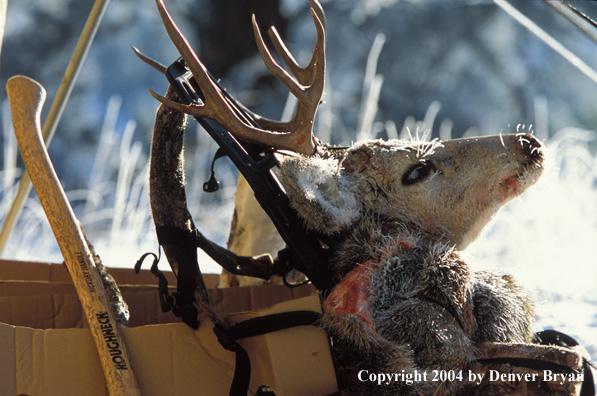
[251,1,325,144]
[308,0,326,28]
[131,46,168,74]
[153,0,232,122]
[257,3,326,86]
[267,0,326,83]
[252,16,306,99]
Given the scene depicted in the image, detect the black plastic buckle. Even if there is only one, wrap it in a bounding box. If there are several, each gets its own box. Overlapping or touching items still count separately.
[134,250,174,313]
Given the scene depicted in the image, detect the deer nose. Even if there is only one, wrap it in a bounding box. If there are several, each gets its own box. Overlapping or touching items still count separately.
[517,133,544,162]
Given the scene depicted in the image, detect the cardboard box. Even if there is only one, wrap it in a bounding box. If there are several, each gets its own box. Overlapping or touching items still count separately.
[0,260,338,396]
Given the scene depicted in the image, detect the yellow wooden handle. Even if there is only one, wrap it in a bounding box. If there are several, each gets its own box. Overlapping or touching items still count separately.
[6,75,141,396]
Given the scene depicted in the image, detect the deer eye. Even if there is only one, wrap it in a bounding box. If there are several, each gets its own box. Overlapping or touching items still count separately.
[402,161,434,185]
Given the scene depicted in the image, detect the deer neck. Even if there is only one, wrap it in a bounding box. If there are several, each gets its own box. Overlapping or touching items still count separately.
[331,214,448,278]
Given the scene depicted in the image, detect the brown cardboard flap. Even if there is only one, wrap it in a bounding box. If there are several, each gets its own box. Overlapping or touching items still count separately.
[0,258,219,287]
[210,282,315,318]
[0,321,235,396]
[0,285,180,329]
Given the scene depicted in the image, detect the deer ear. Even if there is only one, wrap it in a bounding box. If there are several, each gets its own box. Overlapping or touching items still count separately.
[278,155,362,234]
[342,144,373,173]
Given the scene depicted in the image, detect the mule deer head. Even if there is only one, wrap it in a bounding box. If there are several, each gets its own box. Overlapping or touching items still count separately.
[279,133,545,254]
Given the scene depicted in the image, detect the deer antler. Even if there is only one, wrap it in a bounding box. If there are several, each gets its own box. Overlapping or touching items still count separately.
[151,0,326,156]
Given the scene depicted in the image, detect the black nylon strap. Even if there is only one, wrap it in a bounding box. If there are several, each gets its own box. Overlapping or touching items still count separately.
[155,225,195,246]
[226,311,321,341]
[154,226,208,329]
[229,341,251,396]
[193,229,273,280]
[533,330,595,396]
[476,330,595,396]
[475,357,578,375]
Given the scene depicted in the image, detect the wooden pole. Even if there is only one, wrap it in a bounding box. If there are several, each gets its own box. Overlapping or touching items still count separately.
[6,75,141,396]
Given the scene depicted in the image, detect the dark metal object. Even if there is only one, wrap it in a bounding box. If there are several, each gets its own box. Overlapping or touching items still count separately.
[166,57,337,292]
